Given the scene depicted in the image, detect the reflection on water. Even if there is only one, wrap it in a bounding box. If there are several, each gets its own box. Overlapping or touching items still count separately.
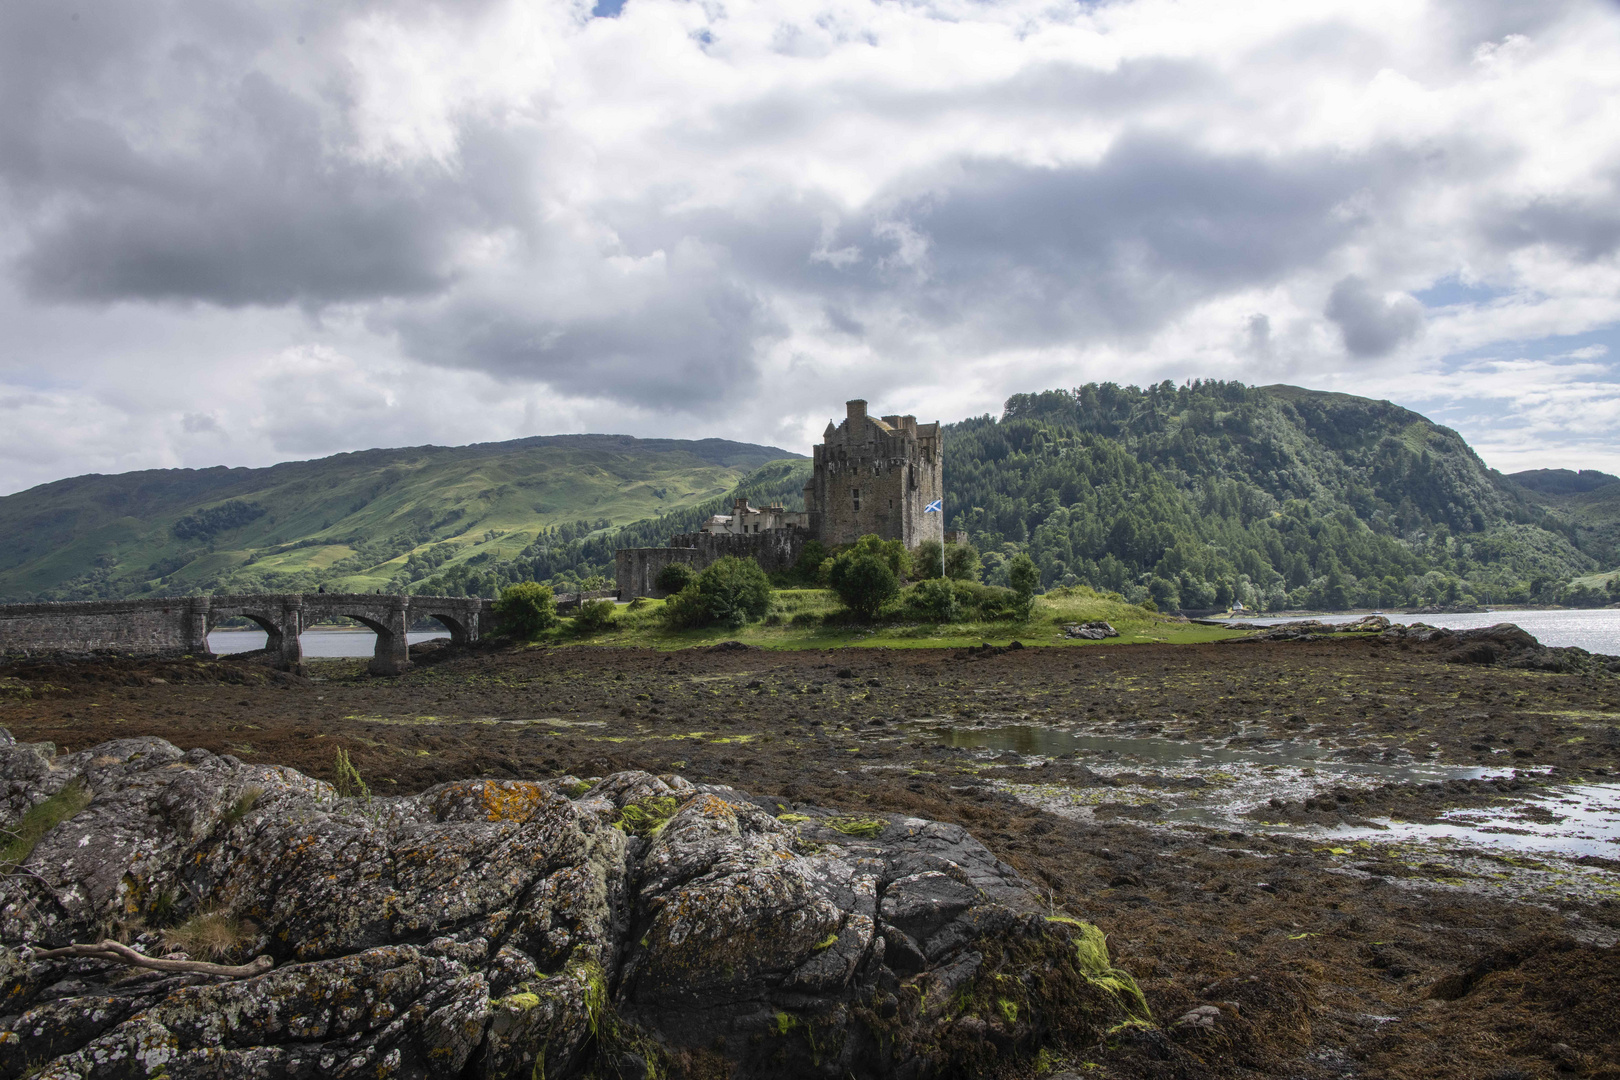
[929,722,1618,860]
[1240,608,1620,654]
[209,629,450,658]
[931,724,1505,785]
[1331,784,1620,860]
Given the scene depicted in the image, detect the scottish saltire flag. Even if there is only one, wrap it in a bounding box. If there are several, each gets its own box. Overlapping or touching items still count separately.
[924,499,942,513]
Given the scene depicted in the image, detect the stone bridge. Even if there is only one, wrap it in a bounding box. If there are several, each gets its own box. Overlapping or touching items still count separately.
[0,594,494,676]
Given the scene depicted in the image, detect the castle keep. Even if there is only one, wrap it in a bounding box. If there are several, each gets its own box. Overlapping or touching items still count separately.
[615,399,943,599]
[806,399,944,548]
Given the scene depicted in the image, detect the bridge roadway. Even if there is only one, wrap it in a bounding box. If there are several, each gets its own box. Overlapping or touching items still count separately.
[0,594,493,675]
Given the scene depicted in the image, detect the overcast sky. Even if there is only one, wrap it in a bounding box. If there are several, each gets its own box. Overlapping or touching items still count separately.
[3,0,1618,495]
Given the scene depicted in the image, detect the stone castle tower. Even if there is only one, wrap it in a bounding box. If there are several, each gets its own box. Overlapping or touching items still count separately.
[804,400,943,548]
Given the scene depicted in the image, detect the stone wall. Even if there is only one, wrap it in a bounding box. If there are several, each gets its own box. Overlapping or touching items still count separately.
[0,597,209,657]
[616,548,704,601]
[616,529,808,600]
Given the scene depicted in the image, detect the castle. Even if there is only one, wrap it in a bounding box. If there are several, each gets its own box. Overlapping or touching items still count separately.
[615,399,943,599]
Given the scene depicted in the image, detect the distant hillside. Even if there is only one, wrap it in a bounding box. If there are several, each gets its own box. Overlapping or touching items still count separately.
[1509,469,1620,496]
[1506,468,1620,580]
[0,435,800,601]
[942,381,1605,610]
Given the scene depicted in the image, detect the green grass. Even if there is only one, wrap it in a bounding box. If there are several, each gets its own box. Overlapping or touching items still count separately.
[2,780,93,872]
[536,587,1249,651]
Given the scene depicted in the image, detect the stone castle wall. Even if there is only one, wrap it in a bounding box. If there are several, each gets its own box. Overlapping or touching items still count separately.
[616,529,809,600]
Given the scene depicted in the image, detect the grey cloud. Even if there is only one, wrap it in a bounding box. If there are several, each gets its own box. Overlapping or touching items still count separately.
[823,136,1380,347]
[1,0,525,309]
[388,271,783,411]
[1325,275,1425,358]
[610,133,1389,355]
[1482,193,1620,262]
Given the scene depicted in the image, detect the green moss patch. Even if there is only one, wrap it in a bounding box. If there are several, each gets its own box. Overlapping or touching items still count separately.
[613,795,683,838]
[2,779,93,872]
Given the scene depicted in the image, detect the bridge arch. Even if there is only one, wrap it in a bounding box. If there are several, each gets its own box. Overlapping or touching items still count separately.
[302,595,412,676]
[205,596,304,670]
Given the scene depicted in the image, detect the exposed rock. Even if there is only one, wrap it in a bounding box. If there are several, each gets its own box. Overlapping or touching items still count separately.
[0,731,1145,1079]
[1061,622,1119,640]
[1377,622,1608,672]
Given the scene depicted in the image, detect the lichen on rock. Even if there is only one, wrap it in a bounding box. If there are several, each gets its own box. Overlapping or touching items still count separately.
[1,729,1141,1078]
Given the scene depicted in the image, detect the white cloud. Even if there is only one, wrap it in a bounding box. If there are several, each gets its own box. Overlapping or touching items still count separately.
[0,0,1618,492]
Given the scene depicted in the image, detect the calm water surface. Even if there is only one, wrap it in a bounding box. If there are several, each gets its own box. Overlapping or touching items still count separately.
[1243,608,1620,654]
[209,628,449,657]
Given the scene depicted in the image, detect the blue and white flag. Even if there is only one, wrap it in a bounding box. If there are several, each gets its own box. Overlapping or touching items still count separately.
[924,499,942,513]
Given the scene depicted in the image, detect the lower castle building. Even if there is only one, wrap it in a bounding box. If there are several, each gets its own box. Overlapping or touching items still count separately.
[616,399,944,599]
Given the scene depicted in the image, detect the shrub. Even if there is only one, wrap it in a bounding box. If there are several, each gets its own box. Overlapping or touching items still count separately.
[655,562,695,594]
[663,585,712,629]
[493,582,558,639]
[661,556,773,629]
[777,540,830,587]
[829,551,899,620]
[904,578,962,622]
[574,599,617,636]
[950,581,1023,620]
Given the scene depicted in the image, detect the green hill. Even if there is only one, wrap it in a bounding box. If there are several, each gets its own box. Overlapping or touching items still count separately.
[943,381,1605,610]
[1505,468,1620,591]
[0,435,801,601]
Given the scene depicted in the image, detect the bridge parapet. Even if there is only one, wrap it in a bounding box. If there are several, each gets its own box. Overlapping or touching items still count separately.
[0,593,496,676]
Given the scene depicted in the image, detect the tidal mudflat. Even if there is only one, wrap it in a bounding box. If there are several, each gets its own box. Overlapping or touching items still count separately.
[4,632,1618,1078]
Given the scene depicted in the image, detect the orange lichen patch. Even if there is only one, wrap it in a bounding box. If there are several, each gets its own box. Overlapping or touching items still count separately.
[433,780,557,823]
[682,793,737,821]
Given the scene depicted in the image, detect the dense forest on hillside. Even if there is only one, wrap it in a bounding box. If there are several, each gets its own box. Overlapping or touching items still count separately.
[945,381,1609,610]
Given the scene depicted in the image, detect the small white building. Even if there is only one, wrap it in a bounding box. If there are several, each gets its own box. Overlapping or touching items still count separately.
[701,498,813,537]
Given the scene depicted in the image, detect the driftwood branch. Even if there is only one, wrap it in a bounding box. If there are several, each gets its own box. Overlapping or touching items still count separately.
[25,939,274,978]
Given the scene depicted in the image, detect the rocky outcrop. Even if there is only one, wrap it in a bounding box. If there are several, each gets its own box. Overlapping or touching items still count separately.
[1377,622,1612,672]
[1233,619,1617,673]
[0,729,1142,1079]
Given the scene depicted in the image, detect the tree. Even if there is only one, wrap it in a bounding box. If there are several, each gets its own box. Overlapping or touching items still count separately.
[662,556,772,629]
[914,540,982,582]
[945,542,982,582]
[493,582,558,639]
[829,550,900,620]
[842,534,912,579]
[573,599,617,635]
[1008,553,1040,598]
[697,556,772,628]
[655,562,695,594]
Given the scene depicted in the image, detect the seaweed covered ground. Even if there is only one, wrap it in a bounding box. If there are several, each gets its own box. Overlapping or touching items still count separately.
[4,634,1619,1079]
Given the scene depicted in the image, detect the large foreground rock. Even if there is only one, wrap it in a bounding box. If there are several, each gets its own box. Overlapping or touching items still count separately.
[0,730,1141,1079]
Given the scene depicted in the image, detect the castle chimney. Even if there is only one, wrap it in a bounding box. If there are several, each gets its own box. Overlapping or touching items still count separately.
[846,399,867,425]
